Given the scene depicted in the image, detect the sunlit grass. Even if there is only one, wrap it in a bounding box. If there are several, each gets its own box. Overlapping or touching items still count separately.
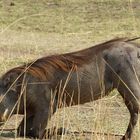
[0,0,140,139]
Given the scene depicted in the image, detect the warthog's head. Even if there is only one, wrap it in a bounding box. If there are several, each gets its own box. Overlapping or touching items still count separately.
[0,72,20,123]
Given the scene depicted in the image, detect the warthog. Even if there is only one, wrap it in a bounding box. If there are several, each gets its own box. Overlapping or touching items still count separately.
[0,38,140,140]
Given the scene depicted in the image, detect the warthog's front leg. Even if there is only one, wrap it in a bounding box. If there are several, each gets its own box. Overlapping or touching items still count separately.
[29,109,49,138]
[29,98,57,138]
[18,115,34,137]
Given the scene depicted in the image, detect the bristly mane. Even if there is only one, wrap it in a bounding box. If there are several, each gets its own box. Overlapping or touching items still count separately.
[3,38,134,80]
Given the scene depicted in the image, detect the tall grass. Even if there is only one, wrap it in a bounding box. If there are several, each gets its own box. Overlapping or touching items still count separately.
[0,0,140,140]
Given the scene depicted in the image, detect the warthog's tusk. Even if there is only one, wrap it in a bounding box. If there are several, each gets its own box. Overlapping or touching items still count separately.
[2,109,8,121]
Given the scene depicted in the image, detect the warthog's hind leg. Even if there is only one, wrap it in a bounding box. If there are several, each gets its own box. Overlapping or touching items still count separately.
[118,80,140,140]
[121,100,139,140]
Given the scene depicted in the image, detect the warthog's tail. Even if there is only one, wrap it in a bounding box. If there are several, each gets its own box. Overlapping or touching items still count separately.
[125,37,140,42]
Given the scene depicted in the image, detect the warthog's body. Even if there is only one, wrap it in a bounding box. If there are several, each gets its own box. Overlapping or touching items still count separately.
[0,38,140,140]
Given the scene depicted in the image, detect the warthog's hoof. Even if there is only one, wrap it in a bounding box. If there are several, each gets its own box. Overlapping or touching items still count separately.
[121,135,131,140]
[47,127,67,138]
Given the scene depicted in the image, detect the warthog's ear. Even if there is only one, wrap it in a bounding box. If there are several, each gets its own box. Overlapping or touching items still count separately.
[3,72,19,92]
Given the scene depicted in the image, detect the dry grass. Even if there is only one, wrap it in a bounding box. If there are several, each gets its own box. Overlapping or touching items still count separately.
[0,0,140,139]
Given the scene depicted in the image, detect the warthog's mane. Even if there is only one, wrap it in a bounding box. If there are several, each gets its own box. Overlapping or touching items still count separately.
[2,38,135,80]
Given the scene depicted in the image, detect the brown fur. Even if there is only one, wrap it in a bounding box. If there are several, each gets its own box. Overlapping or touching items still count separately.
[4,38,128,79]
